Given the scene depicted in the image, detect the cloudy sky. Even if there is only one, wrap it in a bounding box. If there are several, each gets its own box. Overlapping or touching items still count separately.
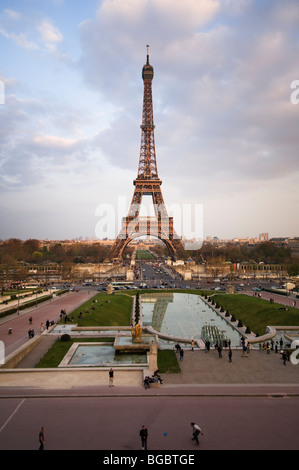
[0,0,298,242]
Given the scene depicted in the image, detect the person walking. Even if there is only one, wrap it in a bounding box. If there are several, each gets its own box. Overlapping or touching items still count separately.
[228,348,232,362]
[180,348,184,361]
[109,368,114,387]
[191,422,204,445]
[140,425,148,450]
[38,427,45,451]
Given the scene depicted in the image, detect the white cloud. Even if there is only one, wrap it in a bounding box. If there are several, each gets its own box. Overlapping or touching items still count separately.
[10,32,39,50]
[37,19,63,44]
[4,9,22,20]
[32,135,84,149]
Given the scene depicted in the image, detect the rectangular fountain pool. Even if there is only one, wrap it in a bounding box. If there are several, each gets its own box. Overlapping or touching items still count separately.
[59,343,148,367]
[141,292,243,347]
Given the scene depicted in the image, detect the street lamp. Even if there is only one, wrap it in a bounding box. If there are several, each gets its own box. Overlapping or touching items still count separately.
[17,285,20,315]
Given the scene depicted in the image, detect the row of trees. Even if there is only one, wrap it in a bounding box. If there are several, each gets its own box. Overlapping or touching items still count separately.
[190,241,296,265]
[0,239,111,264]
[0,238,298,275]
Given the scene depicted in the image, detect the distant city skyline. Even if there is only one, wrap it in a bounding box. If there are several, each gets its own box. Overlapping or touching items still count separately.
[3,232,298,244]
[0,0,298,241]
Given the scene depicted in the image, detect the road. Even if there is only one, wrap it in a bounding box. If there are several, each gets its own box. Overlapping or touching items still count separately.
[0,289,95,359]
[0,393,298,450]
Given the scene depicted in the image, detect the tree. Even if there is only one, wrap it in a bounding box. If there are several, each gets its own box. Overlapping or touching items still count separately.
[288,263,299,277]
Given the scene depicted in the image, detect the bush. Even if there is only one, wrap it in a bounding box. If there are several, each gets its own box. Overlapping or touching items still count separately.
[245,326,251,334]
[237,319,243,327]
[231,314,236,322]
[61,334,70,342]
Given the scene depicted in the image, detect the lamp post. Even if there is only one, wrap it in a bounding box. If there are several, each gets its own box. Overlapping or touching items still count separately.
[17,285,20,315]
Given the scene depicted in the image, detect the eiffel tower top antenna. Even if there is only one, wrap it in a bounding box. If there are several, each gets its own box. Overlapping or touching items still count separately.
[138,44,158,180]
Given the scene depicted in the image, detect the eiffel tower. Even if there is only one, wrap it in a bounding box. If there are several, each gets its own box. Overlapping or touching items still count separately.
[108,47,185,260]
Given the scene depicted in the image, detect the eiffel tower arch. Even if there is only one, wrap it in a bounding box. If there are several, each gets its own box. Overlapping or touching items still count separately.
[108,47,185,260]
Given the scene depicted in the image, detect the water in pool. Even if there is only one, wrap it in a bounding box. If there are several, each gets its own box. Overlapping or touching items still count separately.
[69,344,147,366]
[141,293,242,346]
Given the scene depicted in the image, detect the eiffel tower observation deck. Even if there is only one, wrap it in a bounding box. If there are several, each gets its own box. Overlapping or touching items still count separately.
[108,47,185,260]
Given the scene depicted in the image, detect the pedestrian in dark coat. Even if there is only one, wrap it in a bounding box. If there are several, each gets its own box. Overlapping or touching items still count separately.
[140,425,148,450]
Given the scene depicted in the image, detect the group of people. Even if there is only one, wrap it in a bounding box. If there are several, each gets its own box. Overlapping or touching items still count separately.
[60,308,74,323]
[38,422,204,451]
[38,421,204,451]
[139,422,204,450]
[28,317,53,337]
[143,370,163,389]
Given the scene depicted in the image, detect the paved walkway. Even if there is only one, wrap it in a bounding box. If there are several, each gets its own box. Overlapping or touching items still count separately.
[1,338,299,394]
[164,347,299,385]
[0,290,95,357]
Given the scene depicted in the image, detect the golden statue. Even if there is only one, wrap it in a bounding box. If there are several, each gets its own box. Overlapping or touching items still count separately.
[132,322,142,342]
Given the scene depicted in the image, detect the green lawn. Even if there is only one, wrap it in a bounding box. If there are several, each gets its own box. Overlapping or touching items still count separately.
[157,350,180,373]
[212,293,299,336]
[135,250,155,259]
[61,292,133,327]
